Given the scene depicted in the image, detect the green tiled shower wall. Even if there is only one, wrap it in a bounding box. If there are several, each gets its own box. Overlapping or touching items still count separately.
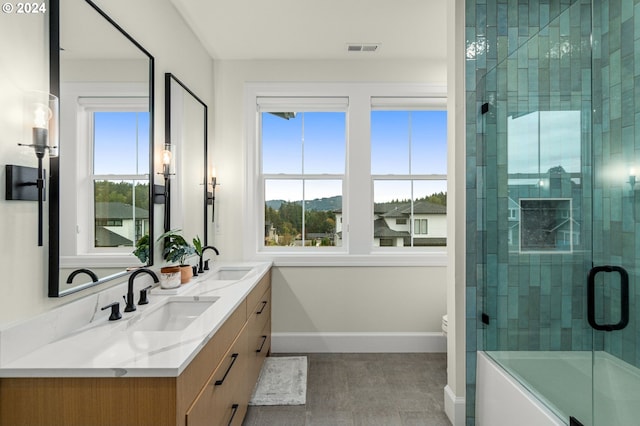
[465,0,640,423]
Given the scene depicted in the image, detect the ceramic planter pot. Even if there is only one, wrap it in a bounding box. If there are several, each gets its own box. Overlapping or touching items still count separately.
[159,266,181,289]
[180,265,193,284]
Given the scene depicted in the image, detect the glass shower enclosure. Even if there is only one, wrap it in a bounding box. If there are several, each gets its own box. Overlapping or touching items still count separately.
[480,0,640,424]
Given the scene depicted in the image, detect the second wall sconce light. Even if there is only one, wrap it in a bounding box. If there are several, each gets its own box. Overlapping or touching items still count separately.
[154,143,175,232]
[207,167,219,222]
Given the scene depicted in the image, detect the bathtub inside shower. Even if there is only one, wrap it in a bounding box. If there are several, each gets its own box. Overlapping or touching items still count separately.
[476,351,640,426]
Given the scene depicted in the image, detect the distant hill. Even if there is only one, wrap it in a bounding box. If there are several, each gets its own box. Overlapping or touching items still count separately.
[266,193,446,212]
[266,196,342,211]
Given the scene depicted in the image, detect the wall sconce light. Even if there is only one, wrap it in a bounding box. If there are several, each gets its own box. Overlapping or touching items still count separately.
[207,167,219,223]
[154,144,175,232]
[13,91,59,246]
[629,168,636,190]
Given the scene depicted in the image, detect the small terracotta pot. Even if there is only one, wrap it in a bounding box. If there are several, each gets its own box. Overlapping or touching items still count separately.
[180,265,193,284]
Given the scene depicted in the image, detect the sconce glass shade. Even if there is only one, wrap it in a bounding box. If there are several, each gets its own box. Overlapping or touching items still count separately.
[23,91,59,157]
[210,167,217,186]
[161,145,174,178]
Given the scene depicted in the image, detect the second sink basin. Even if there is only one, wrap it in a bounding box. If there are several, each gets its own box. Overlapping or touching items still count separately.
[128,296,218,332]
[208,267,252,281]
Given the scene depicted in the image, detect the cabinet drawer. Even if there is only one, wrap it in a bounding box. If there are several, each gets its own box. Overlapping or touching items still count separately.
[251,286,270,333]
[186,324,248,426]
[246,271,271,314]
[178,300,246,422]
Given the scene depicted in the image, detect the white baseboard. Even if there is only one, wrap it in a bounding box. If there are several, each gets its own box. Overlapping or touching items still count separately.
[271,332,446,353]
[444,385,465,426]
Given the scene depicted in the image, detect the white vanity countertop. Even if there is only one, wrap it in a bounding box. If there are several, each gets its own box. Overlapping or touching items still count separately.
[0,262,272,378]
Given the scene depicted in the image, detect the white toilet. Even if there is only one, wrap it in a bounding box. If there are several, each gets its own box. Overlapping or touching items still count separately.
[442,314,448,337]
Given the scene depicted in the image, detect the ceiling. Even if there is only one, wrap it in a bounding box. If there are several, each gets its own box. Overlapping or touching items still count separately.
[169,0,447,61]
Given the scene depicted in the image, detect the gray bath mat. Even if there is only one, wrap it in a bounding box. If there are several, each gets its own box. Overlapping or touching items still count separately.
[249,356,307,405]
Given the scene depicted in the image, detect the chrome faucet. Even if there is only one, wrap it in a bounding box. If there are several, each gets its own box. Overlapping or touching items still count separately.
[198,245,220,273]
[124,268,159,312]
[66,268,99,284]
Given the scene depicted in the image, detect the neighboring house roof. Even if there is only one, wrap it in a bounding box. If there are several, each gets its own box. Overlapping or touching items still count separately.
[380,200,446,218]
[412,200,446,214]
[373,217,409,238]
[381,207,407,218]
[95,226,133,247]
[95,202,149,220]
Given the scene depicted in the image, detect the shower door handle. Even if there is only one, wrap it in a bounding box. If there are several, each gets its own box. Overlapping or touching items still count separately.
[587,265,629,331]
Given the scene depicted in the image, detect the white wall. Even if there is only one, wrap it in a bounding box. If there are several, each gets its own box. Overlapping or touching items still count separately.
[272,266,446,333]
[0,3,50,326]
[0,0,213,326]
[212,58,448,340]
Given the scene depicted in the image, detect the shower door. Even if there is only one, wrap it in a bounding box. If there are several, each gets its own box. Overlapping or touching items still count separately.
[589,0,640,424]
[480,0,597,424]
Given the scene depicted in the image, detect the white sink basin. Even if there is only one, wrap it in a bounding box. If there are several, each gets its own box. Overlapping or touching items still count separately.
[128,296,218,332]
[208,267,251,281]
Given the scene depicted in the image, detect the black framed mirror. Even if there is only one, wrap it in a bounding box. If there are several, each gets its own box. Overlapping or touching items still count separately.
[49,0,155,297]
[164,73,208,246]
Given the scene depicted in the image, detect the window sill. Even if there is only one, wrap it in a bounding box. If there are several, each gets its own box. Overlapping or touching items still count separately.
[250,251,448,267]
[60,254,140,268]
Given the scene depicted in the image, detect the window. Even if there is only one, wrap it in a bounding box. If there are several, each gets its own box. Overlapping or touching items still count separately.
[245,83,447,265]
[59,82,151,269]
[91,110,150,249]
[414,219,428,235]
[371,103,447,248]
[260,98,346,248]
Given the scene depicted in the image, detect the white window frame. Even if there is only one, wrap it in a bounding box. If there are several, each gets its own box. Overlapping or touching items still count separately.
[59,82,149,268]
[244,82,447,266]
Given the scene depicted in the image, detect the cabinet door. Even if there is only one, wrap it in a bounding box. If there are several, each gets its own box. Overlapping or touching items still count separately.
[186,325,248,426]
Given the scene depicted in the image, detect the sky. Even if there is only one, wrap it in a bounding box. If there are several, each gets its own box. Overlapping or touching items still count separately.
[262,110,448,203]
[93,111,149,175]
[93,109,448,204]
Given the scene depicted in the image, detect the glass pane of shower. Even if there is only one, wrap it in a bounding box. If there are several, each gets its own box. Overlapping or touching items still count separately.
[590,0,640,423]
[481,1,594,424]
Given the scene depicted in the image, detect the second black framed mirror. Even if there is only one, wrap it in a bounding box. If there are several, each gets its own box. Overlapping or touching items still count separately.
[164,73,209,247]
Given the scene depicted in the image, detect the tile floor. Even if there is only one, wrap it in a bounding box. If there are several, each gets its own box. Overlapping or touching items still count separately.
[243,353,451,426]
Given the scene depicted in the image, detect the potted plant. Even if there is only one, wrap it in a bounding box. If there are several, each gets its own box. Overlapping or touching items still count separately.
[158,229,196,284]
[133,233,181,289]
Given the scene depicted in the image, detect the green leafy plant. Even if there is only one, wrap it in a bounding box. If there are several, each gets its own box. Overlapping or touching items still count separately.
[157,229,195,266]
[133,234,150,263]
[193,235,203,257]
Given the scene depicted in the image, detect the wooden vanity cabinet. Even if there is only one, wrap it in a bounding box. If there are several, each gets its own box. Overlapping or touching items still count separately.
[0,270,272,426]
[184,271,271,426]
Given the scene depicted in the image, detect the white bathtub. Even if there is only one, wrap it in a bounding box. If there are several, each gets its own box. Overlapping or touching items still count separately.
[476,350,640,426]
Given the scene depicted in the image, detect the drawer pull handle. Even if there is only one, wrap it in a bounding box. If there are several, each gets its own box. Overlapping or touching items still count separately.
[256,301,268,314]
[215,353,238,386]
[227,403,239,426]
[256,335,268,353]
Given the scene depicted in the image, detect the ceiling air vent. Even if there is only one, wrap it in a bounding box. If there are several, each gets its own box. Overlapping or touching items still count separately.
[347,43,380,53]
